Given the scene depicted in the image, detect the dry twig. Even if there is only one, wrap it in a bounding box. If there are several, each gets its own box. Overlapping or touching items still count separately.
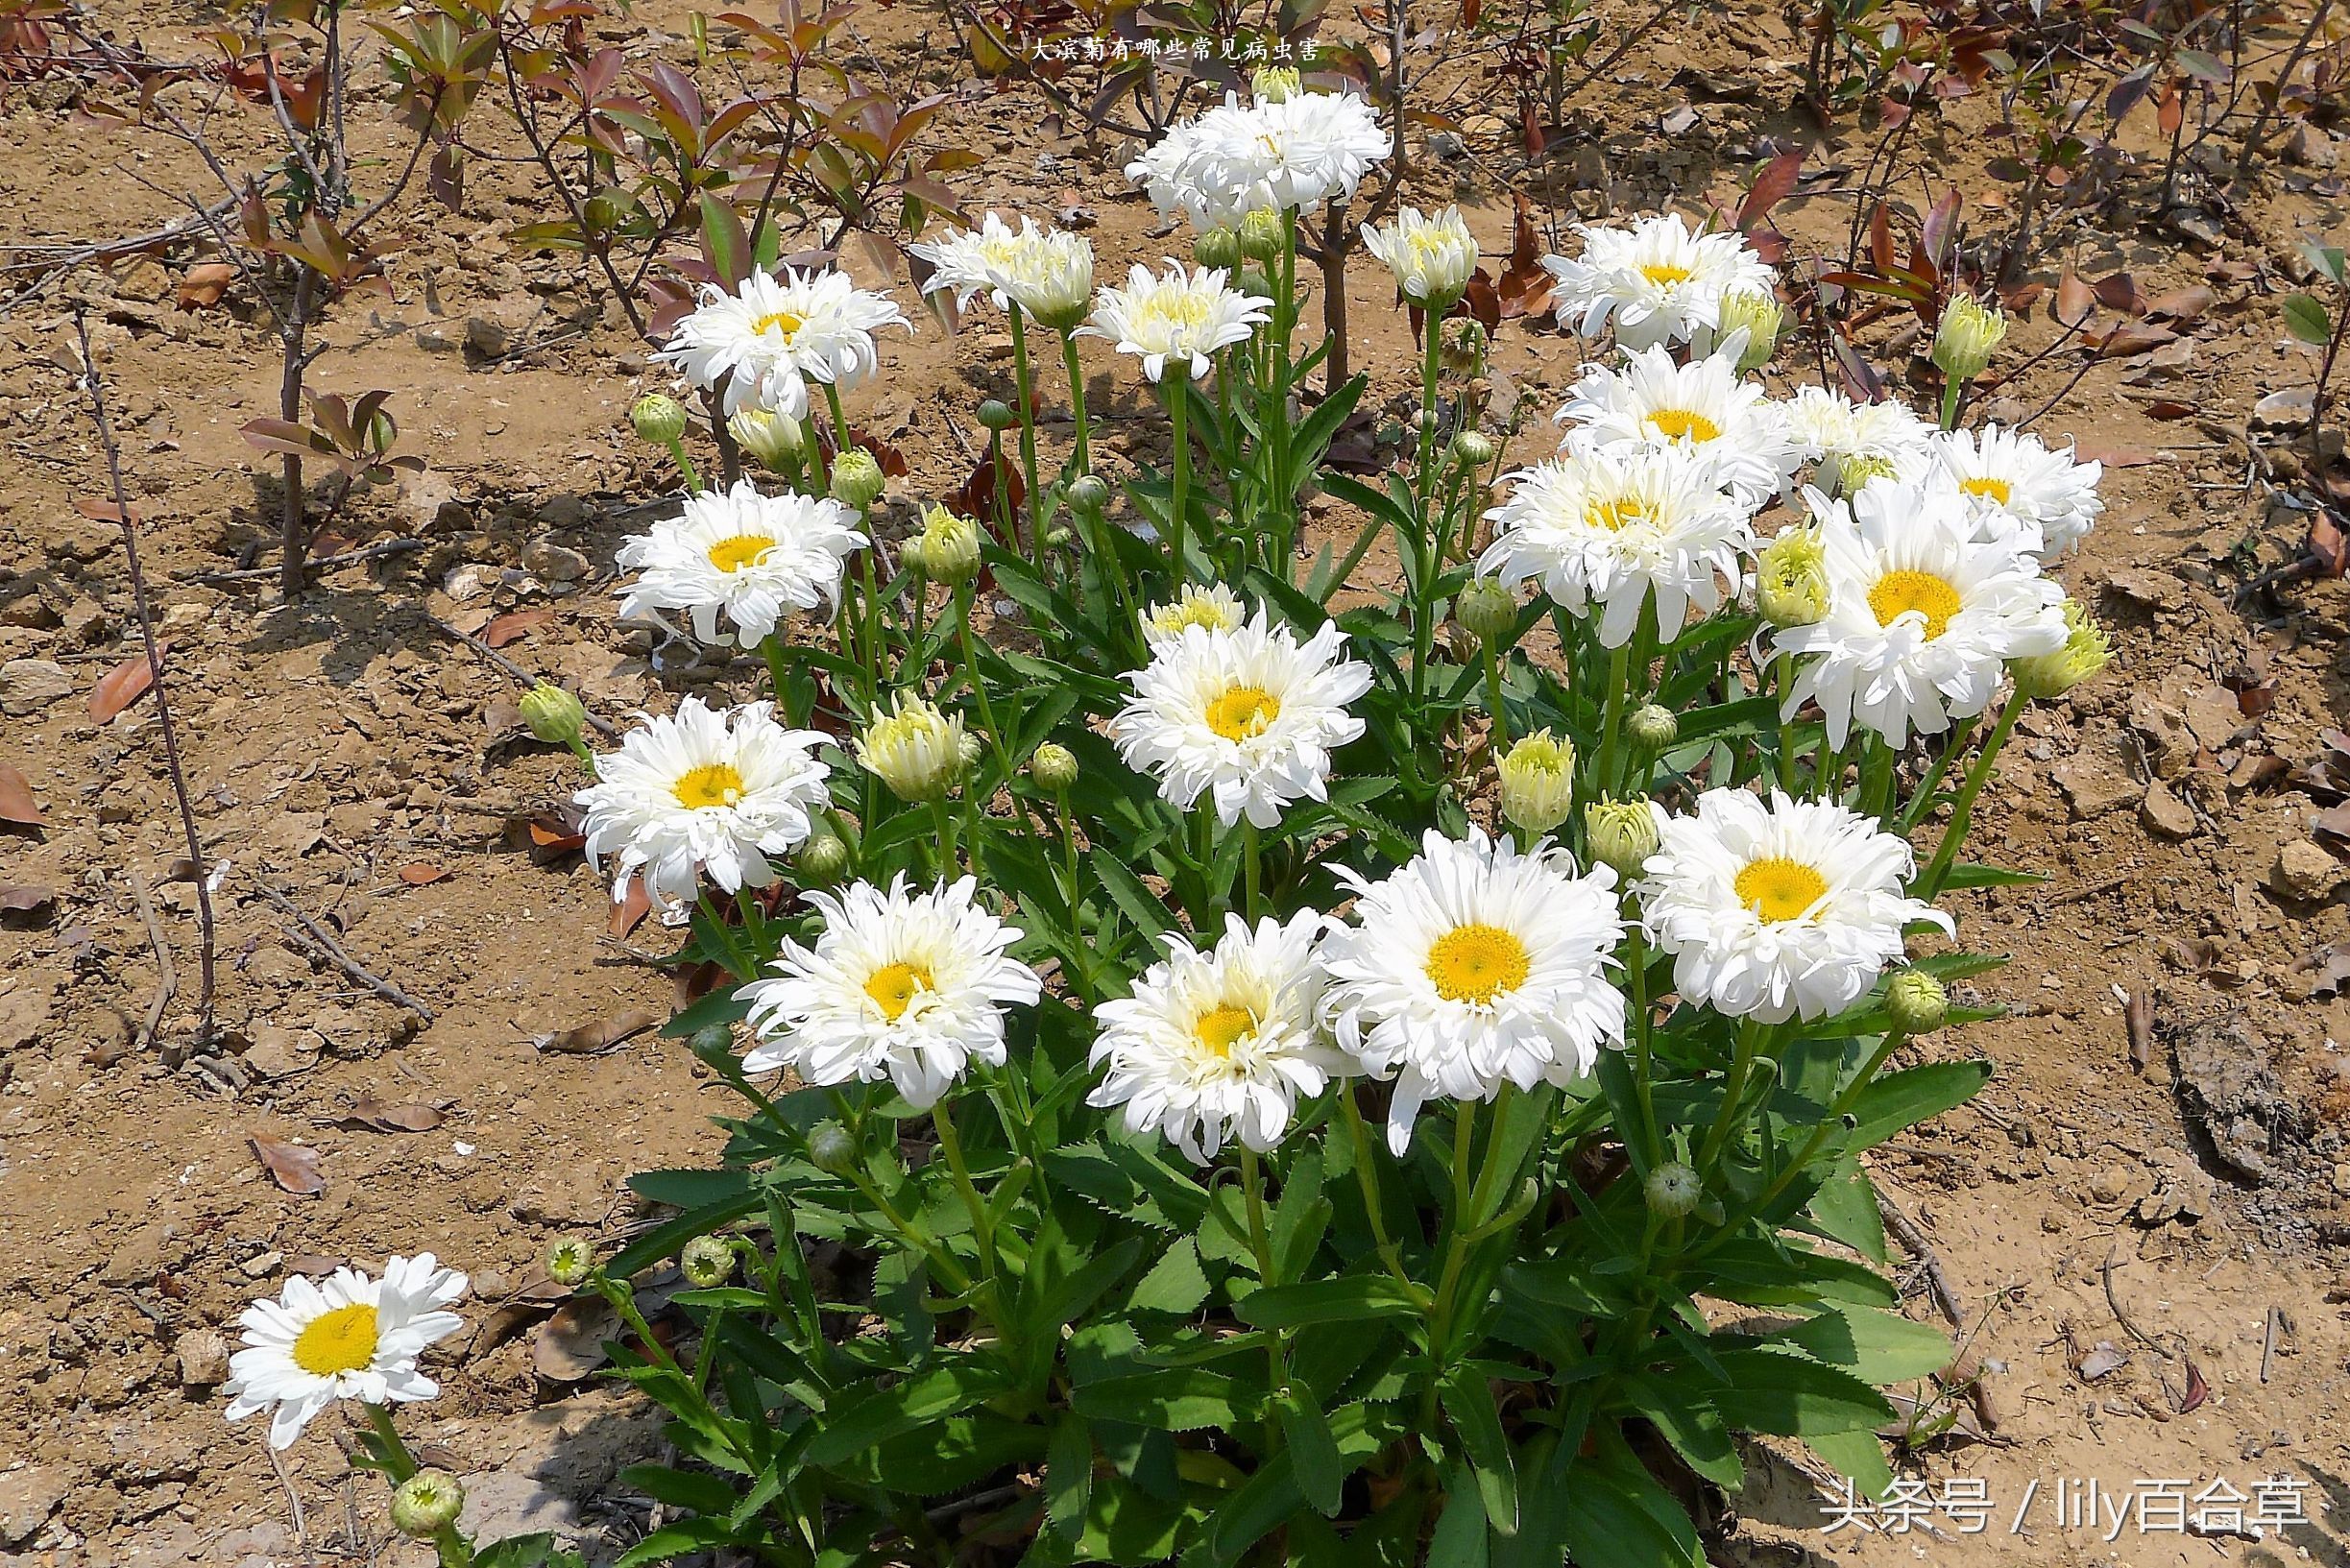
[1877,1192,1965,1327]
[254,877,438,1023]
[425,614,620,738]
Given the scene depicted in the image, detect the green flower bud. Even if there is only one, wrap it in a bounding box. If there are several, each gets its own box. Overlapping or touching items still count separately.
[914,504,982,586]
[1066,473,1110,514]
[858,693,966,802]
[1718,287,1784,372]
[806,1120,856,1174]
[1195,227,1242,272]
[679,1234,736,1289]
[829,447,886,510]
[1627,704,1679,751]
[1238,208,1286,264]
[689,1023,735,1060]
[1644,1161,1702,1218]
[1756,526,1830,629]
[957,731,985,773]
[1251,64,1302,103]
[1030,741,1079,791]
[390,1471,466,1537]
[1450,429,1496,469]
[630,393,688,446]
[1453,577,1519,644]
[2010,598,2111,700]
[1885,968,1949,1035]
[794,831,850,885]
[1235,267,1276,301]
[976,398,1018,432]
[1585,797,1662,879]
[519,683,589,748]
[1497,729,1576,835]
[729,408,805,471]
[1441,317,1490,378]
[1829,451,1899,497]
[1931,294,2006,384]
[546,1237,595,1289]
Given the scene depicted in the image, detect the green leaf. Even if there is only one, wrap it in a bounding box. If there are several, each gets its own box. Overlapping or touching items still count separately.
[1439,1366,1519,1534]
[2284,293,2334,347]
[1071,1367,1245,1431]
[1558,1428,1705,1568]
[1701,1347,1899,1435]
[1046,1413,1093,1540]
[1846,1060,1991,1148]
[803,1359,1015,1466]
[1935,861,2046,890]
[1127,1236,1212,1315]
[1091,846,1176,942]
[1778,1307,1956,1385]
[1616,1374,1743,1489]
[1427,1463,1490,1568]
[698,191,752,287]
[1231,1275,1422,1330]
[1805,1428,1896,1503]
[1805,1157,1887,1263]
[1278,1391,1345,1516]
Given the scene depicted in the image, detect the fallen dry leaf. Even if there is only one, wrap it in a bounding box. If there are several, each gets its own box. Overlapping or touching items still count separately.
[2124,987,2154,1069]
[74,496,136,525]
[533,1006,663,1054]
[607,879,652,940]
[252,1133,327,1195]
[2096,322,2177,359]
[0,884,57,916]
[534,1295,619,1382]
[177,261,237,310]
[2073,1340,2129,1381]
[2145,284,2215,323]
[399,862,449,886]
[481,608,553,648]
[88,641,170,724]
[0,761,40,827]
[328,1097,447,1133]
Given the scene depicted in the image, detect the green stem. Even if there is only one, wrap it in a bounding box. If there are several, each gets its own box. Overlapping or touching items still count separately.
[843,1161,975,1296]
[954,583,1013,783]
[1695,1020,1771,1173]
[663,438,702,496]
[1626,929,1661,1172]
[1413,304,1444,527]
[1240,1146,1293,1423]
[1483,645,1510,749]
[931,1098,1000,1290]
[1772,651,1800,794]
[1938,375,1964,432]
[1167,376,1192,581]
[1594,642,1632,800]
[1337,1089,1428,1307]
[1060,329,1091,475]
[1917,687,2025,898]
[366,1403,421,1484]
[1241,819,1262,921]
[1007,306,1048,574]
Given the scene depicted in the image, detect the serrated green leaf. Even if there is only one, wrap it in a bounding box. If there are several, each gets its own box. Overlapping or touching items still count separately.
[1128,1236,1212,1315]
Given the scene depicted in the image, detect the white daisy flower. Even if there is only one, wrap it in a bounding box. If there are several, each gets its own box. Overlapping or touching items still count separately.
[1362,205,1479,305]
[1556,344,1797,507]
[1126,91,1392,228]
[1479,437,1756,646]
[223,1255,468,1450]
[911,212,1095,332]
[1897,424,2103,562]
[740,875,1041,1108]
[1319,827,1627,1154]
[1141,582,1248,647]
[1773,478,2068,747]
[1088,911,1344,1163]
[1107,610,1372,828]
[1542,213,1777,351]
[1779,386,1936,497]
[1635,788,1951,1024]
[655,266,909,419]
[576,697,832,908]
[615,480,867,647]
[909,210,1031,311]
[1081,261,1270,382]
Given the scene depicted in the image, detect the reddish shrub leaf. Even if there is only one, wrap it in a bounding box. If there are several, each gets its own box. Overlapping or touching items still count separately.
[252,1134,327,1195]
[1495,195,1552,320]
[481,609,553,648]
[178,262,237,311]
[0,761,40,827]
[89,641,169,724]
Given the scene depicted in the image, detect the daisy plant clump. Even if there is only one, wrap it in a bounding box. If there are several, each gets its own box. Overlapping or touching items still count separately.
[398,141,2114,1565]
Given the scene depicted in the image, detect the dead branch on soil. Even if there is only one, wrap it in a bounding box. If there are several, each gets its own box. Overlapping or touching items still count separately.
[69,307,217,1060]
[129,873,178,1059]
[181,536,428,586]
[425,614,621,739]
[254,877,438,1024]
[1876,1191,1965,1327]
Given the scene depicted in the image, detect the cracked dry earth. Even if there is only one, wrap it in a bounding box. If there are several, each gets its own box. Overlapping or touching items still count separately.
[5,1,2350,1565]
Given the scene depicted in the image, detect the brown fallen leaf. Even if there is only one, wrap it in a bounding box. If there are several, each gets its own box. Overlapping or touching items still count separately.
[89,640,170,724]
[0,884,57,916]
[252,1134,327,1195]
[534,1295,619,1382]
[481,608,553,648]
[328,1097,446,1133]
[0,761,41,827]
[2144,398,2199,422]
[74,496,136,524]
[2096,322,2176,359]
[533,1006,663,1054]
[2124,987,2155,1069]
[607,879,652,940]
[2145,284,2214,323]
[399,862,449,886]
[177,261,237,310]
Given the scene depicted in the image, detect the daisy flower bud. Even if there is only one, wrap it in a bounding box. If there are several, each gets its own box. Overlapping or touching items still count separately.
[1627,704,1679,751]
[519,683,588,748]
[2010,598,2111,700]
[546,1238,595,1289]
[858,694,967,802]
[1195,226,1242,271]
[1585,796,1663,879]
[1718,287,1784,371]
[795,831,850,885]
[728,408,805,470]
[1238,208,1286,263]
[1885,968,1948,1035]
[1453,577,1519,645]
[1030,741,1079,791]
[805,1120,857,1173]
[631,393,689,447]
[957,731,985,772]
[1755,526,1830,629]
[390,1471,466,1537]
[976,398,1017,432]
[914,505,982,585]
[1441,317,1490,377]
[1496,728,1576,834]
[1251,64,1303,103]
[1451,429,1496,469]
[1644,1161,1702,1218]
[1931,294,2006,384]
[829,448,886,511]
[1236,267,1276,302]
[1066,473,1111,514]
[679,1235,736,1289]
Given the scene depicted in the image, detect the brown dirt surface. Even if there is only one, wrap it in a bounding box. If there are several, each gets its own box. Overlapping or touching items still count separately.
[3,1,2349,1564]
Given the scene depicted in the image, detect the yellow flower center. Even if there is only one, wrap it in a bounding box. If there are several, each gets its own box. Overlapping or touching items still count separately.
[705,533,778,573]
[1154,601,1238,637]
[1733,856,1829,923]
[1867,569,1963,640]
[1638,262,1694,286]
[1141,290,1216,336]
[1959,475,2013,505]
[673,762,746,810]
[1586,496,1648,532]
[291,1303,379,1378]
[1646,408,1720,443]
[1194,1002,1258,1058]
[1205,685,1281,742]
[752,309,805,341]
[863,960,933,1022]
[1425,923,1531,1004]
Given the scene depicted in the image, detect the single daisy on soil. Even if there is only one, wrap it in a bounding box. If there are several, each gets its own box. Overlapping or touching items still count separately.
[1088,910,1344,1163]
[615,480,867,646]
[576,697,832,908]
[740,875,1041,1108]
[1635,788,1950,1024]
[223,1255,468,1450]
[1318,827,1626,1154]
